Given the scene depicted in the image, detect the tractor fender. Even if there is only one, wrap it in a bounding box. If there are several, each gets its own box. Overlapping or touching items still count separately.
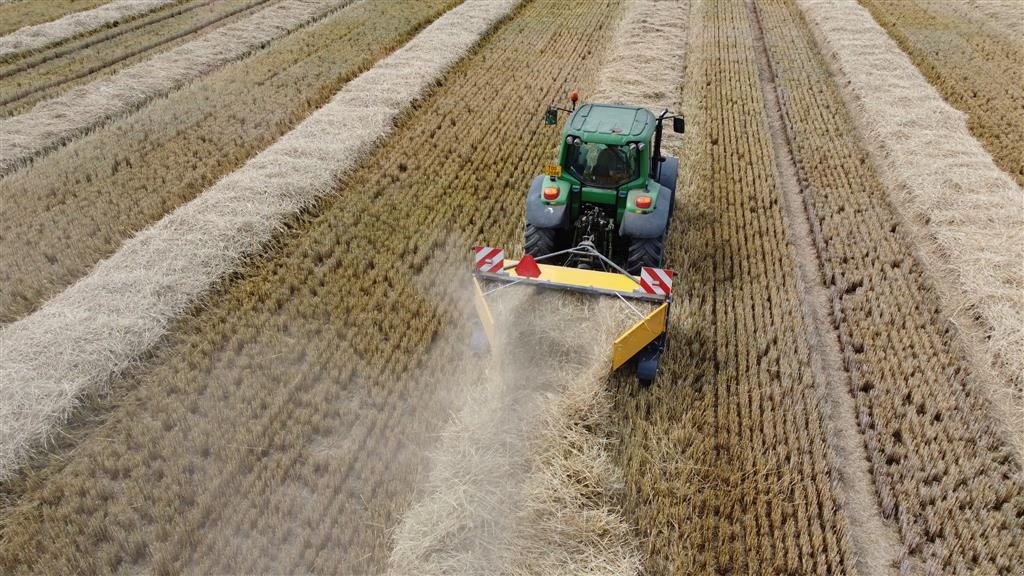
[657,155,679,193]
[525,175,568,229]
[619,183,672,239]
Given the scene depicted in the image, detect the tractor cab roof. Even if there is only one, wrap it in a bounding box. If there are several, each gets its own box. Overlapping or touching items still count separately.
[564,103,656,146]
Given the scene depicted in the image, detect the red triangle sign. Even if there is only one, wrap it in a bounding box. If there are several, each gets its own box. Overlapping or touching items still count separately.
[515,255,542,278]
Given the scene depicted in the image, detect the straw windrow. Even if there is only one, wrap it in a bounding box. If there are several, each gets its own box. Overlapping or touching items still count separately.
[389,290,644,576]
[796,0,1024,450]
[0,0,174,59]
[0,0,355,176]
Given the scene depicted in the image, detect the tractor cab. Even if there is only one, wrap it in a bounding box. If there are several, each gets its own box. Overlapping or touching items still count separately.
[560,104,652,190]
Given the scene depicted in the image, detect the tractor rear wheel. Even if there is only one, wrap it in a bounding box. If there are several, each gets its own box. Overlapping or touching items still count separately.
[627,235,664,273]
[636,340,662,387]
[524,224,556,258]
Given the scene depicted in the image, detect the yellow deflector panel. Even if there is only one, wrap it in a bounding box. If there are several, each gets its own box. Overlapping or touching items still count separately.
[505,259,640,294]
[612,303,668,370]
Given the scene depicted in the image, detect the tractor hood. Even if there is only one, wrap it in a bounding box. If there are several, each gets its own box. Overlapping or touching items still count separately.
[564,103,656,145]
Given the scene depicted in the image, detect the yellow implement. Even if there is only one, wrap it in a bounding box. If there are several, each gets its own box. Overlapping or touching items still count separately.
[611,302,668,370]
[502,259,642,294]
[471,243,673,384]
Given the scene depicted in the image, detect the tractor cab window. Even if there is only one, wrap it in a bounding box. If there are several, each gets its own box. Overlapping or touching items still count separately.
[564,140,640,188]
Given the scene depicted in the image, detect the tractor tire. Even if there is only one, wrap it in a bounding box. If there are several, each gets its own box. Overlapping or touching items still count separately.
[636,340,662,387]
[658,156,679,220]
[524,224,557,258]
[657,156,679,194]
[627,235,664,273]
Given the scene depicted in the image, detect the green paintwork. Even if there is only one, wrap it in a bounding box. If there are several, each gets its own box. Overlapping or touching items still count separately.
[568,104,656,144]
[540,103,661,225]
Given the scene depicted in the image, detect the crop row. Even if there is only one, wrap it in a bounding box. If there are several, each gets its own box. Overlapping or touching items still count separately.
[0,0,109,36]
[0,0,175,59]
[755,0,1023,572]
[609,0,853,573]
[0,1,619,572]
[0,0,353,178]
[0,0,448,323]
[861,0,1023,188]
[0,0,276,117]
[797,0,1024,460]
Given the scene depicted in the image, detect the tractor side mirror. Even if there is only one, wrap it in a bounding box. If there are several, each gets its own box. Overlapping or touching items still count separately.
[672,116,685,133]
[545,106,558,125]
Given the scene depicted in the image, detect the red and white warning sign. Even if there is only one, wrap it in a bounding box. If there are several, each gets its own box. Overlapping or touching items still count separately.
[639,267,673,296]
[473,246,505,273]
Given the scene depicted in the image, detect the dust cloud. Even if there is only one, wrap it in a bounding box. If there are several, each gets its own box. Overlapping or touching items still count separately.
[388,280,646,575]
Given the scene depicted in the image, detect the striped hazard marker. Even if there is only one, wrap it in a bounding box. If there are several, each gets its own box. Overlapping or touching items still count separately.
[473,246,505,273]
[639,266,673,296]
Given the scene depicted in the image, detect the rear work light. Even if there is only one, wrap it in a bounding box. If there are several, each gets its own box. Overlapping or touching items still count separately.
[635,195,653,210]
[543,187,560,201]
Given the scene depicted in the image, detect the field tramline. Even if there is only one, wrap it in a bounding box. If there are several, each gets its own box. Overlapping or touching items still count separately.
[610,0,854,571]
[796,0,1024,453]
[757,0,1023,570]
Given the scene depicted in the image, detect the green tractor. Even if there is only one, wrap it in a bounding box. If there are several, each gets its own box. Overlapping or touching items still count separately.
[525,91,684,273]
[471,93,684,386]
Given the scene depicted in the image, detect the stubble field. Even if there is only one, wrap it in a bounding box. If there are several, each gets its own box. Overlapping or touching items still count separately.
[0,0,1020,574]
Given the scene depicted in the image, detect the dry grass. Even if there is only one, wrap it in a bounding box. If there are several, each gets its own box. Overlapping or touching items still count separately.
[0,0,352,176]
[0,0,174,58]
[755,0,1023,571]
[2,0,1014,572]
[0,0,519,483]
[511,346,641,576]
[747,0,901,572]
[590,0,687,150]
[796,0,1024,455]
[390,290,642,575]
[861,0,1024,188]
[0,0,111,36]
[608,0,854,572]
[0,2,621,571]
[0,0,274,117]
[1,0,205,74]
[0,0,456,324]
